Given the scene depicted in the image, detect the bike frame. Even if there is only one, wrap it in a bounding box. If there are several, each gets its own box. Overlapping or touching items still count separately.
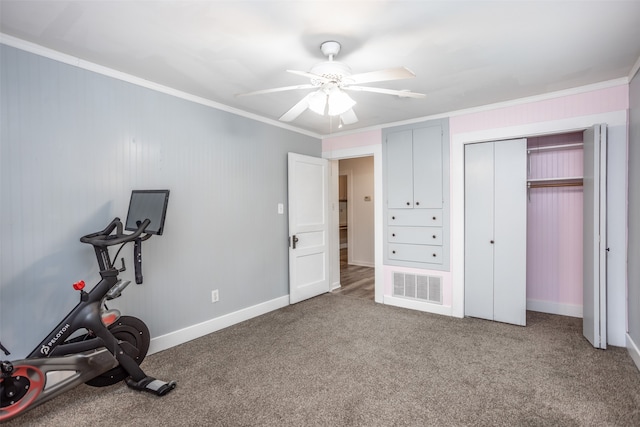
[1,218,158,421]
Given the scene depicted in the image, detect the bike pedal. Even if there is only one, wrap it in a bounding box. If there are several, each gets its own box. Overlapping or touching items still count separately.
[125,376,176,396]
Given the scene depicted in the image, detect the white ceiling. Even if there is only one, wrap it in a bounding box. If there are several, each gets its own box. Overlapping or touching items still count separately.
[1,1,640,137]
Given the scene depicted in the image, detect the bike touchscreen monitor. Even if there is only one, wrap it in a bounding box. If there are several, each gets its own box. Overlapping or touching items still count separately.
[125,190,170,235]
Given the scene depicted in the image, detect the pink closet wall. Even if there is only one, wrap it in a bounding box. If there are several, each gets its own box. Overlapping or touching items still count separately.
[526,132,584,313]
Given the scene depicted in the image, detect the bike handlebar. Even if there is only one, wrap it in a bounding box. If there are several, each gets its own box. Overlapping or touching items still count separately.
[80,217,151,247]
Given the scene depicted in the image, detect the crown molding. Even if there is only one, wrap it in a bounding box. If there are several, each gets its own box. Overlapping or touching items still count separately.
[0,33,322,140]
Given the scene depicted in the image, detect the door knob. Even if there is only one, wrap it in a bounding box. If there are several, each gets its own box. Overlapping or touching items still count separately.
[291,235,299,249]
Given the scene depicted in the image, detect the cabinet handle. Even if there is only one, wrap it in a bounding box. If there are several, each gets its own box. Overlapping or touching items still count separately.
[490,240,495,244]
[392,216,396,220]
[416,201,420,206]
[392,233,396,237]
[432,253,437,257]
[432,235,436,239]
[406,202,410,206]
[432,216,437,220]
[392,250,396,254]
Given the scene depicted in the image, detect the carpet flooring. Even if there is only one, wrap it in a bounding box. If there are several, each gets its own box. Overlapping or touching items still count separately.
[5,293,640,426]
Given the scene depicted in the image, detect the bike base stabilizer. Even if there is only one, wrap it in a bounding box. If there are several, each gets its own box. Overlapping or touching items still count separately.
[125,376,176,396]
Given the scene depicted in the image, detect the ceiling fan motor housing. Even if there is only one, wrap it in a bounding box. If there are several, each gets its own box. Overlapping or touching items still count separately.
[308,41,355,87]
[309,61,353,87]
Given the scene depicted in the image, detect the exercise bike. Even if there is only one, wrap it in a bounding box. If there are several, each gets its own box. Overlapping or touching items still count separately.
[0,190,176,422]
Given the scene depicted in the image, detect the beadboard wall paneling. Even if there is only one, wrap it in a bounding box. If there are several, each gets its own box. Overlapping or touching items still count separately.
[526,133,584,313]
[0,44,320,358]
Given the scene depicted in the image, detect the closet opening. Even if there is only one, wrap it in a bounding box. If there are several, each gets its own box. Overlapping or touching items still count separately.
[464,130,596,327]
[526,132,585,319]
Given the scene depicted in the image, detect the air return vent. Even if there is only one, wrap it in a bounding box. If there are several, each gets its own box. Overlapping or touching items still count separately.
[393,272,442,304]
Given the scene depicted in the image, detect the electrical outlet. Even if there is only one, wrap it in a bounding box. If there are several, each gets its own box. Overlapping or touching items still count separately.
[211,289,219,303]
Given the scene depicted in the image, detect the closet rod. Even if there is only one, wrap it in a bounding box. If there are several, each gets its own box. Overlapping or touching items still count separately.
[528,181,583,189]
[527,143,583,152]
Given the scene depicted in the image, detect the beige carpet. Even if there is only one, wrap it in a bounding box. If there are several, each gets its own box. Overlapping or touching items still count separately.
[6,293,640,426]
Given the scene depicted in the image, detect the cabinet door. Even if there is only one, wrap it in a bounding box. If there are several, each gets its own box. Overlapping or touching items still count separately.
[386,129,414,208]
[413,126,443,208]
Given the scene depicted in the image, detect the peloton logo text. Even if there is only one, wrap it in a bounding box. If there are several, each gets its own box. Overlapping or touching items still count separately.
[40,323,71,355]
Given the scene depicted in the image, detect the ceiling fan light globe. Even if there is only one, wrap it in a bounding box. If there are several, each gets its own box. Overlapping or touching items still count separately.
[307,91,327,115]
[328,90,356,116]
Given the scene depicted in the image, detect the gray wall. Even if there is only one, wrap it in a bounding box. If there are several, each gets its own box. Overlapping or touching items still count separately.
[629,70,640,349]
[0,45,320,358]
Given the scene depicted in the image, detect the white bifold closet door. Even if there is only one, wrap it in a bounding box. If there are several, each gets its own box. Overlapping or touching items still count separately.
[583,125,607,349]
[464,139,527,326]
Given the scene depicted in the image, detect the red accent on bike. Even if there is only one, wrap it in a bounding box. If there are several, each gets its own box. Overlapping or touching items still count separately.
[102,313,118,326]
[73,280,86,291]
[0,365,45,422]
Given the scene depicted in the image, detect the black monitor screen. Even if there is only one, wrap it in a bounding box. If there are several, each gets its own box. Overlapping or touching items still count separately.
[125,190,170,235]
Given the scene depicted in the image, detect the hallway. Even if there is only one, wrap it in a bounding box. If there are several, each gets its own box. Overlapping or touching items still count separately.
[333,248,374,300]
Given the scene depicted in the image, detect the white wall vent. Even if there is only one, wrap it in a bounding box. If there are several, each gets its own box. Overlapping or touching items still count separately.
[393,272,442,304]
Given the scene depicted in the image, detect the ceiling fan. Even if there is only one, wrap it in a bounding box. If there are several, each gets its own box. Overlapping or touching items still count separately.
[238,41,425,125]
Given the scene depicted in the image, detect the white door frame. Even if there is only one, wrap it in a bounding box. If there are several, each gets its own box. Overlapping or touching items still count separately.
[323,144,383,303]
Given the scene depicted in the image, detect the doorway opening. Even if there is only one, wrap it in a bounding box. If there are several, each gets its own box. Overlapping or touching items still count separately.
[332,156,375,300]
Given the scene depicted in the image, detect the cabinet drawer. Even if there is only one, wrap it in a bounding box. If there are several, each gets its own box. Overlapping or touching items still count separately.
[388,209,443,226]
[388,244,443,264]
[388,226,442,245]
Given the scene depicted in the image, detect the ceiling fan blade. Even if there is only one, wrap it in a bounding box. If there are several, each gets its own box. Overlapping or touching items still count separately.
[279,96,309,122]
[286,69,330,83]
[344,85,426,99]
[340,109,358,125]
[347,67,416,85]
[237,84,314,97]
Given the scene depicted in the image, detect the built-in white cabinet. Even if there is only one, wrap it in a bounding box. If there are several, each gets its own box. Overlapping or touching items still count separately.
[464,139,527,326]
[383,119,449,270]
[386,126,443,209]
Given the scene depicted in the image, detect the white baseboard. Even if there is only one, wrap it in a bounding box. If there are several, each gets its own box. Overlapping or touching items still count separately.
[627,334,640,372]
[526,299,582,318]
[148,295,290,355]
[349,260,375,268]
[384,295,452,317]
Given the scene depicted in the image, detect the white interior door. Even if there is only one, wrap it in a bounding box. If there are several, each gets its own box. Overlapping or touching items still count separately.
[288,153,330,304]
[583,125,607,349]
